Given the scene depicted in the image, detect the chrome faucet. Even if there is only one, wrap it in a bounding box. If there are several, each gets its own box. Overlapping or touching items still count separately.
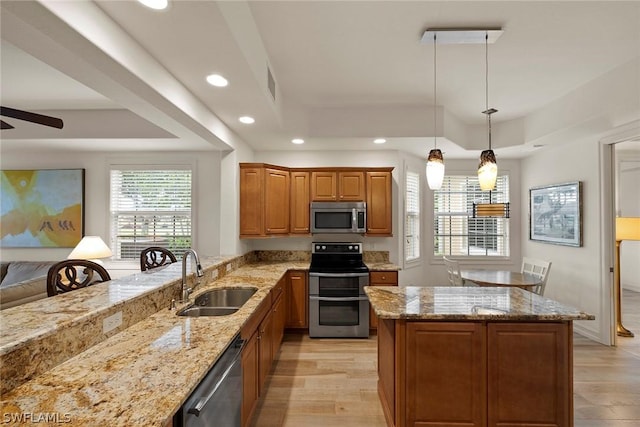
[181,249,204,302]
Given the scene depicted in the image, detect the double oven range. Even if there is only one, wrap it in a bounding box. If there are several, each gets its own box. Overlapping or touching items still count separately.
[308,242,370,338]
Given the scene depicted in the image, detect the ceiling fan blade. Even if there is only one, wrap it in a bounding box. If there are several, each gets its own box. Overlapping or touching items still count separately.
[0,106,64,129]
[0,120,15,130]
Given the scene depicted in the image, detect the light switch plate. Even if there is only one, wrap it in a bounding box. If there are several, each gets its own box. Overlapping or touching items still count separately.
[103,311,122,334]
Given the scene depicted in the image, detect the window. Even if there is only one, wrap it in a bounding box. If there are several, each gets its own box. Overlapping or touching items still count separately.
[110,167,192,260]
[405,171,420,262]
[433,175,509,257]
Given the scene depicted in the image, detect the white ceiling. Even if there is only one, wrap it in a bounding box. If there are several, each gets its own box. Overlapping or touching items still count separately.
[1,1,639,158]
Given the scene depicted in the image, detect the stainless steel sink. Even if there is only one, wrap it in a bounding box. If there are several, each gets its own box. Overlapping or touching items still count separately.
[177,307,240,317]
[177,287,257,317]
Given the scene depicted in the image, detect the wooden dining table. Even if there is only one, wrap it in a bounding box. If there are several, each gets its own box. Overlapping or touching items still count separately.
[460,269,541,291]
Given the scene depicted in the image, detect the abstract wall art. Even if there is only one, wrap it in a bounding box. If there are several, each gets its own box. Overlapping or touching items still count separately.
[1,169,85,248]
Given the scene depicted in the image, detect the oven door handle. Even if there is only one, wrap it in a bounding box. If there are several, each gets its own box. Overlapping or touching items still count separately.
[309,272,369,278]
[309,295,369,302]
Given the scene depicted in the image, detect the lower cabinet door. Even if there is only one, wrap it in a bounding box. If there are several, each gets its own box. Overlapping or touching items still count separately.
[241,331,259,427]
[405,322,486,427]
[258,308,274,394]
[487,322,571,427]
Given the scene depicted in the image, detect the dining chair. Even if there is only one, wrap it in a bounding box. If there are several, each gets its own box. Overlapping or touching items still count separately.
[521,257,552,295]
[47,259,111,296]
[140,247,177,272]
[443,256,465,286]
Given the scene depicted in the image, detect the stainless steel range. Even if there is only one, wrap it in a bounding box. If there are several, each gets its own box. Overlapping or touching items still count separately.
[308,242,369,338]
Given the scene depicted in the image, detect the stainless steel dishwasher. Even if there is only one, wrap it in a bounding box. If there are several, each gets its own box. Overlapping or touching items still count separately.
[175,333,244,427]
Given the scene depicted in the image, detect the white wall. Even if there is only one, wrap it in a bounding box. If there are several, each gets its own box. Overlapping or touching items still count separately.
[617,154,640,292]
[521,137,608,343]
[0,149,223,277]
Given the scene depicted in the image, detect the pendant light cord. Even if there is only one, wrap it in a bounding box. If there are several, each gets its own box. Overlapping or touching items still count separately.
[433,33,437,150]
[485,31,491,151]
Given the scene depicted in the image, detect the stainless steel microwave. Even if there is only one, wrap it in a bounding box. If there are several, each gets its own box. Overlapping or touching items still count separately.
[310,202,366,234]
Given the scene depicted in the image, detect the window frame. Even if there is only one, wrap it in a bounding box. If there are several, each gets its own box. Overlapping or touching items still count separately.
[109,163,195,263]
[433,172,510,260]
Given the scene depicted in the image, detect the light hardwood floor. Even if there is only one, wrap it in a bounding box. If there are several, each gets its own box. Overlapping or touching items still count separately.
[251,290,640,427]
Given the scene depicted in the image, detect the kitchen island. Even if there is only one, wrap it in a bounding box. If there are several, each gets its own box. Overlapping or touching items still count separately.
[365,285,595,427]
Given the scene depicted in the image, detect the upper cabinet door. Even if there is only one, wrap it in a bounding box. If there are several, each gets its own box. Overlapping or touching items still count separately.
[311,171,337,201]
[366,171,392,236]
[265,168,290,235]
[338,171,365,201]
[240,166,265,236]
[290,171,310,234]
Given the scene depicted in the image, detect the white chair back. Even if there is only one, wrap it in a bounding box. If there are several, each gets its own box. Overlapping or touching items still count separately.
[521,257,552,295]
[443,256,464,286]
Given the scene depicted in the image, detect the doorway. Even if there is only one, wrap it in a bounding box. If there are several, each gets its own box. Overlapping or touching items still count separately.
[613,140,640,347]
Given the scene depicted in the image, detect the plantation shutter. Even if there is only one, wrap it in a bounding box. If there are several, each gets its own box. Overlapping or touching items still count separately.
[110,167,192,260]
[433,175,509,257]
[405,171,420,262]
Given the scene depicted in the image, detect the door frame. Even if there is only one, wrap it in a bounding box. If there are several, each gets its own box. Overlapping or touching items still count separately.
[599,120,640,346]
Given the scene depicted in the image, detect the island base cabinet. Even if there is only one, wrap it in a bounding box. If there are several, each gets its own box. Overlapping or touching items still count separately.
[404,322,486,427]
[383,321,572,427]
[487,323,571,427]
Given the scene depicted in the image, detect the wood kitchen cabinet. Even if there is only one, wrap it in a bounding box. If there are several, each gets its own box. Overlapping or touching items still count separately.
[265,168,290,234]
[286,270,308,329]
[271,278,286,355]
[257,306,273,395]
[240,164,393,238]
[241,329,259,427]
[311,170,365,201]
[379,320,572,427]
[290,171,310,234]
[241,277,289,427]
[240,164,290,237]
[369,271,398,330]
[366,170,393,236]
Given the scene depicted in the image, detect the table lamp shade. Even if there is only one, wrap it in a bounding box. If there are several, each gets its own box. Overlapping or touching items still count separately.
[68,236,113,260]
[616,217,640,241]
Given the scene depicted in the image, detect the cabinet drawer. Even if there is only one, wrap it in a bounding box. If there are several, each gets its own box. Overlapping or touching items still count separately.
[370,271,398,285]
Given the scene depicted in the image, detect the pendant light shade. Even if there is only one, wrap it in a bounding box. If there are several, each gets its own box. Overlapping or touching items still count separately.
[426,33,444,190]
[478,148,497,190]
[426,148,444,190]
[477,32,498,191]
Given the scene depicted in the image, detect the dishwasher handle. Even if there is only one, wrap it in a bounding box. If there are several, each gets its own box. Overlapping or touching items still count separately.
[187,339,245,417]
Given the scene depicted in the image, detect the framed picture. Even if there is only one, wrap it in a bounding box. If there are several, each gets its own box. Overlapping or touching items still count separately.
[1,169,85,248]
[529,181,582,247]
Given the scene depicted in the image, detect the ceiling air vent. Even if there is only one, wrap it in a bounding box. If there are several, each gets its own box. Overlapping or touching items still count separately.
[267,66,276,102]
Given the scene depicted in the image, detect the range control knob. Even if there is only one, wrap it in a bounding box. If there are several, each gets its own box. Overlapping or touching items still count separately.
[321,245,327,250]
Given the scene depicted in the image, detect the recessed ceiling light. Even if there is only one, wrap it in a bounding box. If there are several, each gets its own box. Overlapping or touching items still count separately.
[239,116,255,124]
[291,138,304,145]
[374,138,386,144]
[137,0,168,10]
[206,74,228,87]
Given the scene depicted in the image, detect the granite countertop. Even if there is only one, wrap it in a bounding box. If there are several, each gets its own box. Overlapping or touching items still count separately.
[365,285,595,321]
[366,262,400,271]
[0,261,308,427]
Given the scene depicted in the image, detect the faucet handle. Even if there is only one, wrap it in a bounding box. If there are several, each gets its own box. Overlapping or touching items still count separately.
[182,287,192,302]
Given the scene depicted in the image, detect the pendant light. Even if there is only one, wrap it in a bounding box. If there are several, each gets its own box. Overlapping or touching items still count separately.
[426,33,444,190]
[478,31,498,191]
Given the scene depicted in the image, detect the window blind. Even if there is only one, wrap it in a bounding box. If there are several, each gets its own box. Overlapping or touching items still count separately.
[434,175,510,257]
[110,169,192,260]
[405,171,420,262]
